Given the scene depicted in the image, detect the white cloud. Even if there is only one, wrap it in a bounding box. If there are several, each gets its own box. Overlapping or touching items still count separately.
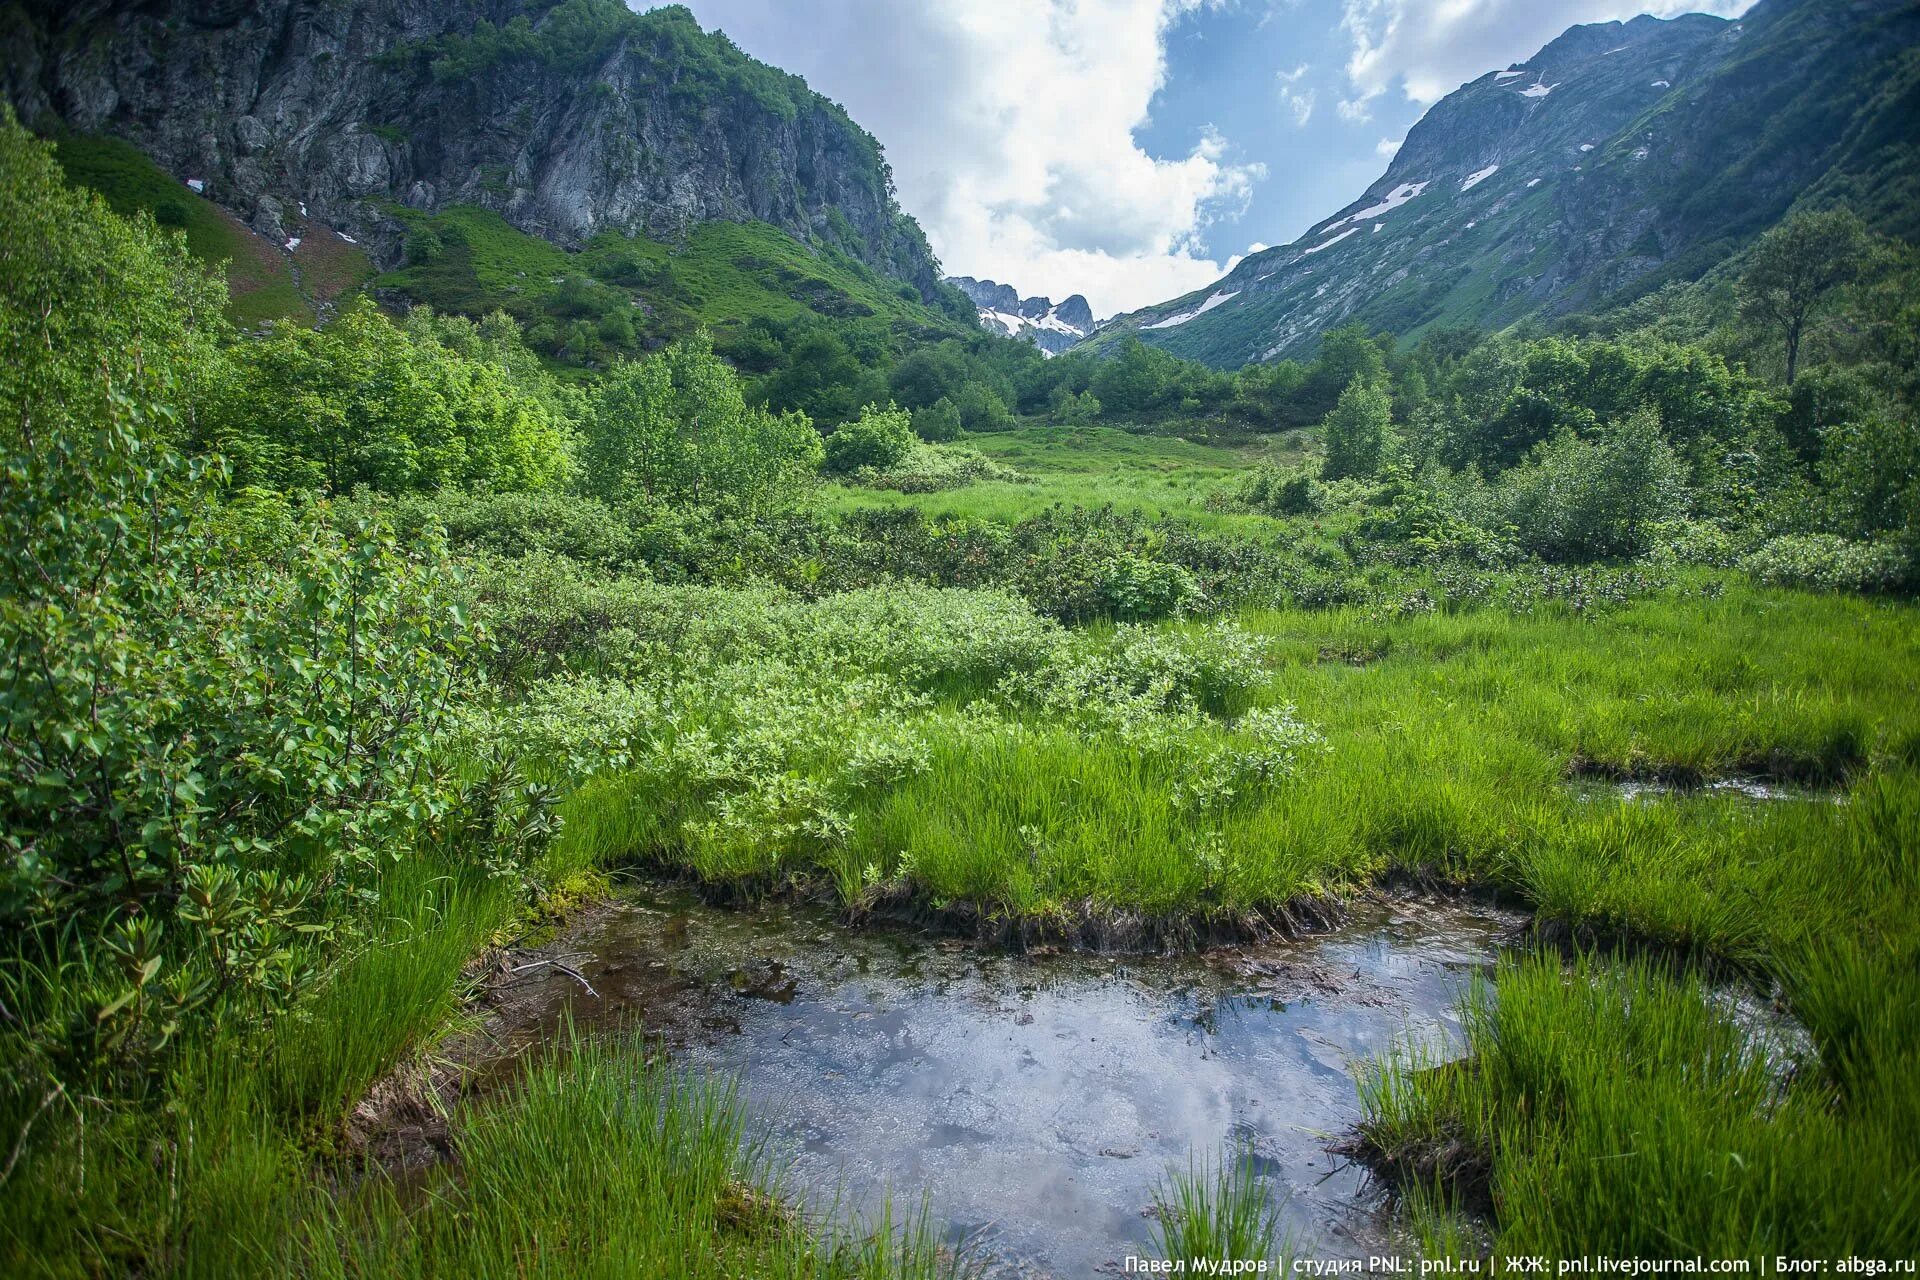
[1280,85,1316,126]
[1374,135,1402,159]
[661,0,1265,317]
[1336,94,1375,123]
[1338,0,1752,107]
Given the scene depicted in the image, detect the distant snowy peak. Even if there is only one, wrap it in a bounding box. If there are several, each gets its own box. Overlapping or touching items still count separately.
[946,276,1096,355]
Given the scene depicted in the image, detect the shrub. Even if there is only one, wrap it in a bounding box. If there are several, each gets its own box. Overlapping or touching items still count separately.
[911,396,962,442]
[1499,409,1688,561]
[824,401,916,473]
[582,329,821,510]
[851,442,1027,493]
[1740,534,1910,593]
[1214,464,1321,516]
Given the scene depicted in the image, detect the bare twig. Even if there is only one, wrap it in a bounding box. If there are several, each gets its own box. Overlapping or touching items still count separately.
[503,959,599,998]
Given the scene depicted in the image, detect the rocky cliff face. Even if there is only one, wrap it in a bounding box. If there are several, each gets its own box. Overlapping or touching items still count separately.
[0,0,946,299]
[947,275,1096,356]
[1104,0,1920,367]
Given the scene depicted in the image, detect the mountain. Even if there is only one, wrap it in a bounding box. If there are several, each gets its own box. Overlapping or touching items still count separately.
[947,275,1096,355]
[0,0,951,317]
[1098,0,1920,368]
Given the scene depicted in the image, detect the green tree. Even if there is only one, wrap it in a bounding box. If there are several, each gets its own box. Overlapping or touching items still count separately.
[1738,207,1871,385]
[1320,377,1395,480]
[912,396,962,442]
[582,329,820,510]
[1819,410,1919,542]
[952,381,1013,432]
[1499,409,1688,560]
[1302,323,1390,419]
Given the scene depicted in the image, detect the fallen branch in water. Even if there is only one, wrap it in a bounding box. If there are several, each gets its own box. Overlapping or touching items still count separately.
[504,958,600,998]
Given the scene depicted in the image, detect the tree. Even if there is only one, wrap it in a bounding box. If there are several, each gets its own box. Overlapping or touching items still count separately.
[1738,207,1870,386]
[952,381,1012,432]
[1819,409,1919,542]
[824,402,916,473]
[582,329,820,509]
[912,396,962,442]
[1320,376,1394,480]
[1302,323,1390,419]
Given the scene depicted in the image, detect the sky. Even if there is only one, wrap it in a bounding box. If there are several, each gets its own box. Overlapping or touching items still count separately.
[649,0,1751,319]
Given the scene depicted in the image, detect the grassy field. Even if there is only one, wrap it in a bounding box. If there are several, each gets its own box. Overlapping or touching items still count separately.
[539,582,1918,959]
[825,425,1304,533]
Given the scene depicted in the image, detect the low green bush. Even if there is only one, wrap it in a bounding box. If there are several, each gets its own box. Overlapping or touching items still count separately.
[1740,533,1910,592]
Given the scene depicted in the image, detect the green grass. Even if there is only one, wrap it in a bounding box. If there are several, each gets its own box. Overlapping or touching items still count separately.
[824,425,1298,533]
[1356,948,1920,1258]
[377,206,969,359]
[50,134,373,326]
[1151,1150,1289,1270]
[0,835,954,1279]
[549,585,1918,966]
[319,1034,958,1279]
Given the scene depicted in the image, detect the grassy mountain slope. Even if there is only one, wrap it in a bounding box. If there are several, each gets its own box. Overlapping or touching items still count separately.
[1097,0,1920,368]
[50,135,373,327]
[376,204,975,363]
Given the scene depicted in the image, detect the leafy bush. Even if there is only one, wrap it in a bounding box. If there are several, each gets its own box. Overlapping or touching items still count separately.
[1740,534,1910,593]
[911,396,961,442]
[1213,464,1321,516]
[850,441,1028,493]
[582,328,821,510]
[1498,409,1688,561]
[1,120,491,1092]
[824,401,916,473]
[209,299,576,494]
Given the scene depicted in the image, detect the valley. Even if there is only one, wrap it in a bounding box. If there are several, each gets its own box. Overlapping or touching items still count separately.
[1,0,1917,1276]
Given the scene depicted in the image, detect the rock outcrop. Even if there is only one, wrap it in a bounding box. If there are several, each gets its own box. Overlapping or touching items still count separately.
[0,0,946,299]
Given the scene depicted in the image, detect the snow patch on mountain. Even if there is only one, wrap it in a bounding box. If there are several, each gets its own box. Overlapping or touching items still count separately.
[1302,227,1359,255]
[1328,180,1431,230]
[1461,165,1500,191]
[1144,289,1240,329]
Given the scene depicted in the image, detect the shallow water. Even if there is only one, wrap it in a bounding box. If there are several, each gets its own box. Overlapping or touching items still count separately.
[482,888,1516,1276]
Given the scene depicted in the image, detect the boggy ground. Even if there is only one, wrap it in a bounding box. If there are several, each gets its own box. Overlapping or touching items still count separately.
[10,582,1913,1275]
[473,577,1917,1263]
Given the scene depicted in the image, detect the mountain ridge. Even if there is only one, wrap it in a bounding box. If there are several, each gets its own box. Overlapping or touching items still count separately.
[1096,0,1920,368]
[946,275,1096,355]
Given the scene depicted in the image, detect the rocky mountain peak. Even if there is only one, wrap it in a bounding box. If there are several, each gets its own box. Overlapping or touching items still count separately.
[1098,0,1918,368]
[946,276,1096,356]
